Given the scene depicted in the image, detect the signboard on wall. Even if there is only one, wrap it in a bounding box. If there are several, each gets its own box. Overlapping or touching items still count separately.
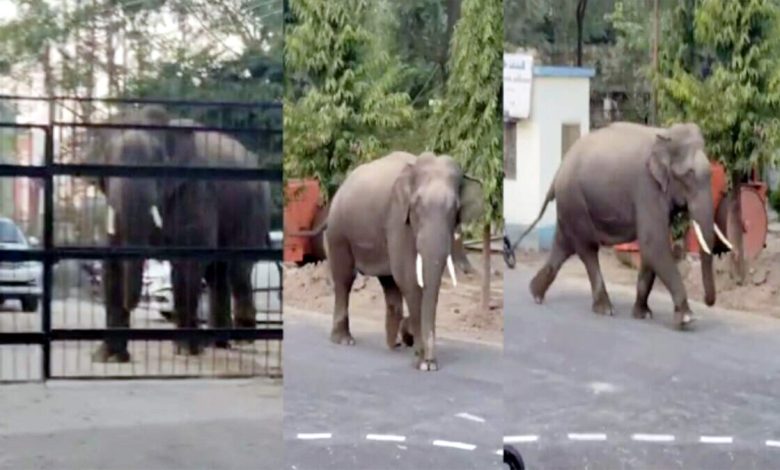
[503,53,533,121]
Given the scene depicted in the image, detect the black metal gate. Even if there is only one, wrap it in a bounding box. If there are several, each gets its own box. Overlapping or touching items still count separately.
[0,96,282,381]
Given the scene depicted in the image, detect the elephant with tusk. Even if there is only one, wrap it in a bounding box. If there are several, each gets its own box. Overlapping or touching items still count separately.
[322,151,483,371]
[510,122,732,330]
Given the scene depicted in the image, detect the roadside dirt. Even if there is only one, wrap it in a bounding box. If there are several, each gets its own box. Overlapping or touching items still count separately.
[283,251,504,344]
[515,228,780,319]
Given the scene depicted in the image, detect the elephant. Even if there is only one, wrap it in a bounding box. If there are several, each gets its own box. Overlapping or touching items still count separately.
[512,122,732,329]
[84,105,271,362]
[323,151,483,371]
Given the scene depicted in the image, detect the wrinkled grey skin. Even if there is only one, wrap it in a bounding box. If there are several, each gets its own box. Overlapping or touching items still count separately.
[86,106,271,362]
[326,151,483,371]
[518,122,723,329]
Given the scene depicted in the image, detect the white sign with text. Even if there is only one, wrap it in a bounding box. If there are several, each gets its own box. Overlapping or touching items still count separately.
[503,53,533,120]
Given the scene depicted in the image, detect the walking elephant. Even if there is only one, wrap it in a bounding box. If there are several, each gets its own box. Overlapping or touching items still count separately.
[324,151,483,371]
[85,106,271,362]
[512,122,732,329]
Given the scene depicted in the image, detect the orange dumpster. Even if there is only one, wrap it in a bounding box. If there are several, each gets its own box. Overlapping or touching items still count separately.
[284,179,321,263]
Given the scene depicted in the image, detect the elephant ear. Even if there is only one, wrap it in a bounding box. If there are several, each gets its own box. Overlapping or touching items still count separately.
[647,133,672,193]
[392,163,416,225]
[458,176,484,225]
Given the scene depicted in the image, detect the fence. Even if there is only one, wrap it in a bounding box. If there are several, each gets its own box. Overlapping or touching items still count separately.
[0,95,283,381]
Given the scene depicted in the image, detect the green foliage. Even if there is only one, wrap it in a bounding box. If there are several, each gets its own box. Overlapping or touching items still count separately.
[432,0,502,227]
[659,0,780,180]
[770,186,780,215]
[283,0,414,200]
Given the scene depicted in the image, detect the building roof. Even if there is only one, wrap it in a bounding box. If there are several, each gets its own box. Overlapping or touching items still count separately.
[534,66,596,78]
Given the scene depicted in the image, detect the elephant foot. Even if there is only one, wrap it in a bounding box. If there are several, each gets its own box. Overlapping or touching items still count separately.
[673,309,695,330]
[417,358,439,372]
[529,266,554,304]
[330,330,356,346]
[91,344,131,363]
[401,330,414,348]
[175,340,205,356]
[592,297,614,316]
[632,304,653,319]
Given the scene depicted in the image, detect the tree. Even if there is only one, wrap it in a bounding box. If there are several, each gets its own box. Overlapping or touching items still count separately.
[284,0,414,199]
[432,0,502,314]
[576,0,589,66]
[659,0,780,283]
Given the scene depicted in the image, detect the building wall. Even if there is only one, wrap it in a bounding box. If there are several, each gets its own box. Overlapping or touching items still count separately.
[504,69,592,250]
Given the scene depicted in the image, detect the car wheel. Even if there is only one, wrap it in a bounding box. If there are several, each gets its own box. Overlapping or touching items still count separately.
[20,296,39,312]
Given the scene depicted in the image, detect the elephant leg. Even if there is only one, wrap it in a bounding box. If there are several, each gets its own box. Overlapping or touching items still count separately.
[229,261,256,329]
[92,259,131,363]
[378,275,404,349]
[578,245,613,315]
[530,230,573,304]
[172,260,206,355]
[643,242,693,329]
[401,288,423,360]
[328,241,356,345]
[632,263,656,319]
[206,261,231,348]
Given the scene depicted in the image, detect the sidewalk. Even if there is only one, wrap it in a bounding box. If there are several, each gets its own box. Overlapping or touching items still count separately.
[0,379,282,470]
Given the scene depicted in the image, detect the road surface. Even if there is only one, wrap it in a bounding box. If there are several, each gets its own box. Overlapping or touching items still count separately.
[505,267,780,470]
[284,307,503,470]
[0,379,282,470]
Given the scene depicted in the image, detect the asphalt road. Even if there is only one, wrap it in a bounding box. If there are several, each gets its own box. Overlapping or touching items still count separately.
[505,267,780,470]
[284,307,503,470]
[0,379,282,470]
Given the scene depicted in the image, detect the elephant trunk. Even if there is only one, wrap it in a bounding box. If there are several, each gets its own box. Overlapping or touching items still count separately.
[690,195,717,306]
[416,224,453,357]
[122,260,144,311]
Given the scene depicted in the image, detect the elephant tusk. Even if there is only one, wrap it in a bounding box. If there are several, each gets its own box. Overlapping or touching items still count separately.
[714,224,733,251]
[150,206,163,229]
[691,220,711,255]
[416,254,424,288]
[106,206,115,235]
[446,255,457,287]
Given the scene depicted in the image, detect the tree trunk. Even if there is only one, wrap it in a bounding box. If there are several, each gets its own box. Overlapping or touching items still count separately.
[727,183,747,285]
[443,0,462,81]
[575,0,588,67]
[481,223,491,315]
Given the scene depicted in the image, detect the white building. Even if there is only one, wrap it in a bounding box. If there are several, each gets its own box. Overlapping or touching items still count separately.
[504,64,595,250]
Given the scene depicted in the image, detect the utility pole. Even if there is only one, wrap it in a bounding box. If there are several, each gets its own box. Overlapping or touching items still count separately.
[651,0,659,125]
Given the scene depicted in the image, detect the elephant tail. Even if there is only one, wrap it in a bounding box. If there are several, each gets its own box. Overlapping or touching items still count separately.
[508,184,555,255]
[287,218,328,237]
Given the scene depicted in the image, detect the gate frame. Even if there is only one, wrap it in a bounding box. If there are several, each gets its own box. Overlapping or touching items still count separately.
[0,96,283,381]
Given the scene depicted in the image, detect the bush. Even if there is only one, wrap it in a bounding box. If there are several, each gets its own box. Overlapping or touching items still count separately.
[770,187,780,216]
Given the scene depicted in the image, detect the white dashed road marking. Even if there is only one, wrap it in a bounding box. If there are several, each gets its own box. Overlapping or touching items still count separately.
[366,434,406,442]
[568,433,607,441]
[699,436,733,444]
[297,433,332,440]
[432,440,477,451]
[766,440,780,448]
[455,412,486,423]
[631,434,676,443]
[504,435,539,443]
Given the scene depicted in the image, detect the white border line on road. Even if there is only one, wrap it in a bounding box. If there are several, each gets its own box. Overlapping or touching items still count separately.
[504,435,539,443]
[432,440,477,451]
[366,434,406,442]
[632,434,675,443]
[568,433,607,441]
[700,436,733,444]
[766,440,780,448]
[297,433,332,440]
[455,412,486,423]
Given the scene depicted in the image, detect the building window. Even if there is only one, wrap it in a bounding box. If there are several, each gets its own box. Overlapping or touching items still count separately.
[562,123,580,159]
[504,121,517,180]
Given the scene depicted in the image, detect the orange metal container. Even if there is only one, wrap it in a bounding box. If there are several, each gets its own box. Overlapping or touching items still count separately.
[284,179,321,263]
[685,161,727,253]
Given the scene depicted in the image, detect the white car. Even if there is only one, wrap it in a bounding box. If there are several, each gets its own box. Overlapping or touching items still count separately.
[142,231,283,322]
[0,217,42,312]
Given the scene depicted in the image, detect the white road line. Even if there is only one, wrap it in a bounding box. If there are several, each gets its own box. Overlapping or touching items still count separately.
[432,440,477,451]
[568,433,607,441]
[495,449,503,456]
[766,440,780,448]
[631,434,675,443]
[296,433,332,440]
[366,434,406,442]
[504,435,539,443]
[455,412,486,423]
[700,436,733,444]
